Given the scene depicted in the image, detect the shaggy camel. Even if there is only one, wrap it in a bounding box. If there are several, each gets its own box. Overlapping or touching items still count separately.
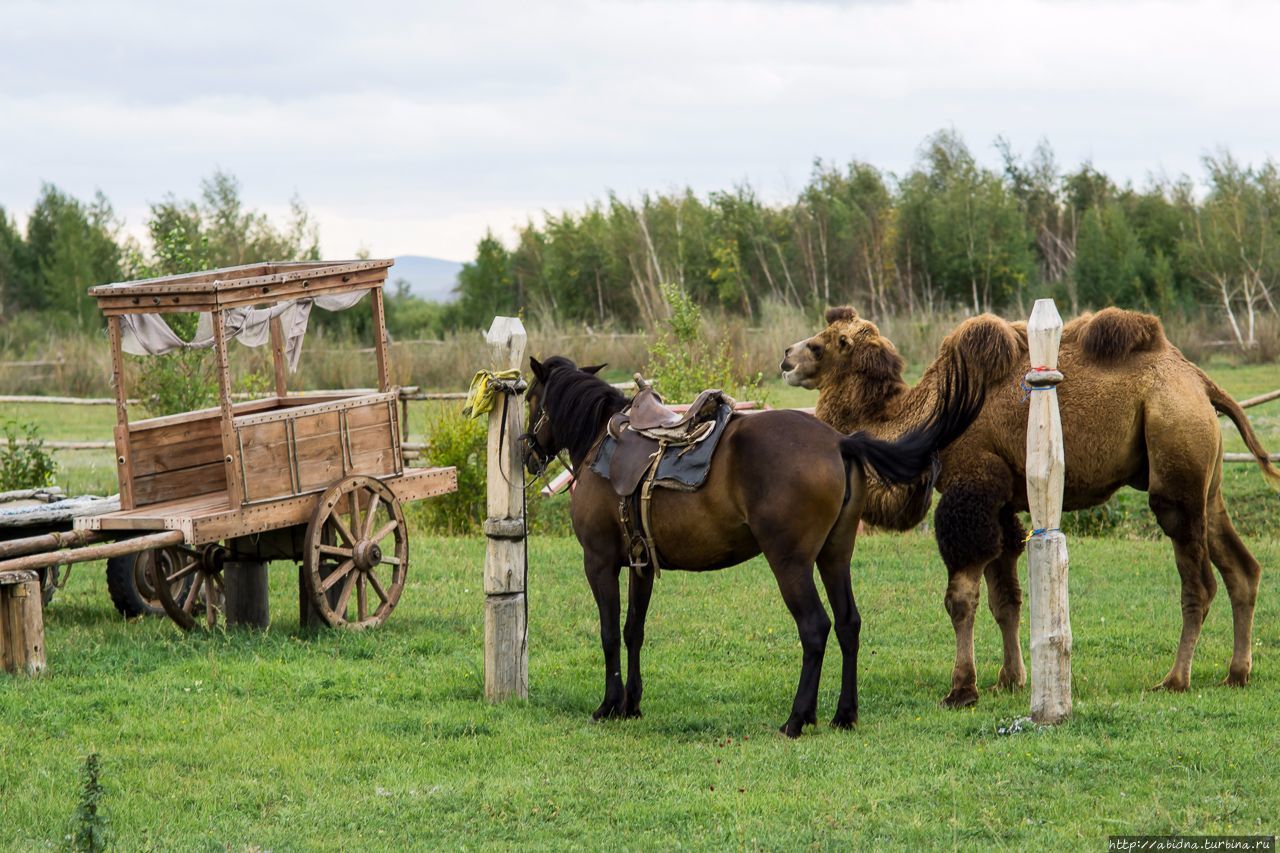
[781,306,1280,707]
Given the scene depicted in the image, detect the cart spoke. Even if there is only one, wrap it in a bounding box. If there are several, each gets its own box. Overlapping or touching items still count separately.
[362,494,381,540]
[183,575,202,613]
[319,559,355,594]
[165,558,200,585]
[370,520,398,544]
[357,573,367,622]
[210,572,224,591]
[366,568,389,603]
[334,570,357,617]
[330,513,356,547]
[379,555,401,567]
[349,490,364,546]
[318,544,354,559]
[205,588,216,628]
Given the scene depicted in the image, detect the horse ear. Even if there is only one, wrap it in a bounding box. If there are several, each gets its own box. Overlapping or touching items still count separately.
[529,357,546,381]
[581,363,607,375]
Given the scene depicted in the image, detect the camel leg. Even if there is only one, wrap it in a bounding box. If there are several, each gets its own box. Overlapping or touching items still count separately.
[584,549,627,719]
[1207,489,1261,686]
[935,480,1008,708]
[622,566,655,717]
[940,567,983,707]
[1149,492,1214,692]
[816,522,861,729]
[986,508,1027,691]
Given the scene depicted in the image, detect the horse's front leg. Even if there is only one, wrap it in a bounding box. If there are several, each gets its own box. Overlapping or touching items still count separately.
[622,566,655,718]
[584,551,626,720]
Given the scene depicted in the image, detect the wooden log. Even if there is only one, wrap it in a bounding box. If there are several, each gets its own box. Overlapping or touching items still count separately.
[1224,452,1280,463]
[0,530,185,574]
[1,570,46,676]
[1025,298,1072,725]
[0,529,104,561]
[1239,388,1280,410]
[483,316,528,702]
[223,560,270,629]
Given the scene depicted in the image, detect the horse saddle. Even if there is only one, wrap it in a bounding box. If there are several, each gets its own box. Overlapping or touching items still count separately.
[590,385,735,497]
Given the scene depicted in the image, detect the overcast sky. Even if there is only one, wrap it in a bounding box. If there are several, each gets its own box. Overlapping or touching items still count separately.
[3,0,1279,262]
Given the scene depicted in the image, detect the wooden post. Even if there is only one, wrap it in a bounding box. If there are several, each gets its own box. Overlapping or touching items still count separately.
[1,570,46,676]
[212,311,244,510]
[1025,298,1072,724]
[223,560,270,629]
[483,316,528,702]
[269,316,288,398]
[371,287,391,393]
[106,316,134,510]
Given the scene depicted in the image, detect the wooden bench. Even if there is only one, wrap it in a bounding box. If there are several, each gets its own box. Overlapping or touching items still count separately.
[1,569,46,675]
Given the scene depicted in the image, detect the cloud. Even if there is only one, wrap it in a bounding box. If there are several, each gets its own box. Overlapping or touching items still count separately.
[3,0,1279,259]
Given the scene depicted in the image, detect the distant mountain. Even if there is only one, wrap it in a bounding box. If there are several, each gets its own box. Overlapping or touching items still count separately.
[388,255,464,303]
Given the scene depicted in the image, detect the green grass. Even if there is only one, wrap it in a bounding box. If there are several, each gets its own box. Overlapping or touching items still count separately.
[2,533,1278,849]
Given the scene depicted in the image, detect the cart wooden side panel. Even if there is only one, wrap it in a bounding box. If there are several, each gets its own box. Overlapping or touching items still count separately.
[233,392,402,505]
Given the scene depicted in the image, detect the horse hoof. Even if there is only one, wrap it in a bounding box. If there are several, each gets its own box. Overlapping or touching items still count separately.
[940,687,978,709]
[779,719,805,738]
[830,714,857,730]
[623,706,643,719]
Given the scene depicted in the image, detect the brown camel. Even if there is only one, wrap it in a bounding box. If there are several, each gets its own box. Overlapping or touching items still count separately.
[781,306,1280,707]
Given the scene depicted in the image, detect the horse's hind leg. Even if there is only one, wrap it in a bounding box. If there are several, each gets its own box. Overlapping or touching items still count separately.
[816,535,861,729]
[584,549,627,719]
[765,545,831,738]
[1149,490,1214,692]
[1207,489,1261,686]
[622,567,655,717]
[986,508,1027,691]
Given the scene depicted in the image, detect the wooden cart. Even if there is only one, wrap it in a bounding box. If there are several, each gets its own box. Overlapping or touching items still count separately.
[0,260,457,631]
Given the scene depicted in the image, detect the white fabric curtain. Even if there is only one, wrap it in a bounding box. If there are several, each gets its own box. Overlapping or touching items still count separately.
[118,291,369,371]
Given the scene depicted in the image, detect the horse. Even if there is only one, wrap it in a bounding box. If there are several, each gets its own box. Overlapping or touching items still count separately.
[521,355,985,736]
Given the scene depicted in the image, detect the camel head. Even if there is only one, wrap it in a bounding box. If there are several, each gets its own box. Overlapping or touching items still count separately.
[780,306,905,390]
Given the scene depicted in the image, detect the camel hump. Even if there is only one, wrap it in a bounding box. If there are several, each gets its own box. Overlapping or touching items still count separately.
[1078,308,1166,363]
[937,314,1022,385]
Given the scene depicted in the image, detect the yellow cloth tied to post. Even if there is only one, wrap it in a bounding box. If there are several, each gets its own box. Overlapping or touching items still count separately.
[462,368,523,419]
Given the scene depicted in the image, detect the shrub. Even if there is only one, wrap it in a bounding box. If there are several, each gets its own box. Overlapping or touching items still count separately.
[0,419,56,491]
[67,752,109,852]
[414,403,487,534]
[644,283,765,403]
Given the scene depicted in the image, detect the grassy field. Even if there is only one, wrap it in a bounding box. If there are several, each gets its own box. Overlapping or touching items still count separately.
[2,532,1278,849]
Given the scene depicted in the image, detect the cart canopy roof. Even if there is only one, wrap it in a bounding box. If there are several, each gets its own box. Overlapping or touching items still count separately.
[89,259,393,315]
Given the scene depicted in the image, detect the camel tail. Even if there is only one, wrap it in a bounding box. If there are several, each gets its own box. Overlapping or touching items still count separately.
[1203,374,1280,492]
[840,355,985,485]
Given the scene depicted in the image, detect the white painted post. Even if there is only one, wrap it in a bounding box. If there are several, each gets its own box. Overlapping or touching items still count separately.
[483,316,528,702]
[1025,298,1072,724]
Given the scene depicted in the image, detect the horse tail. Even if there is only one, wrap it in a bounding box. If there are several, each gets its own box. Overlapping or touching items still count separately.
[1202,373,1280,492]
[839,355,985,485]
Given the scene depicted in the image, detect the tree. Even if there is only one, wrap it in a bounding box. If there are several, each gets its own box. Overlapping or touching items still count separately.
[22,186,122,327]
[1180,153,1280,349]
[454,232,515,328]
[1073,203,1147,308]
[0,207,29,317]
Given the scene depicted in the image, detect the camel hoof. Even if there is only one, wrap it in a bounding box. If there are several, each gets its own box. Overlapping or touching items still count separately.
[941,687,979,709]
[996,666,1027,691]
[1150,677,1189,693]
[1224,669,1250,688]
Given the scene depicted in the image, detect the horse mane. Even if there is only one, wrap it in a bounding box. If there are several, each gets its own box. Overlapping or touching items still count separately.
[542,356,628,463]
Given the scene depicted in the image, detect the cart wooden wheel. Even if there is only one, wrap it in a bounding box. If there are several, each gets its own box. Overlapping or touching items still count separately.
[303,475,408,629]
[152,545,225,631]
